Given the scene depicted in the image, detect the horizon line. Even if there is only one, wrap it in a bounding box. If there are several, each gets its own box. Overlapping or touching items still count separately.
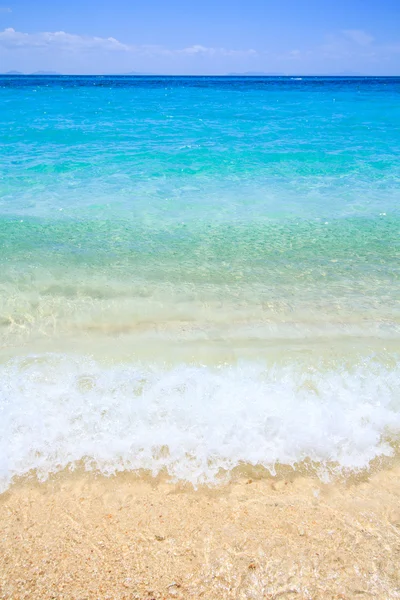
[2,73,400,77]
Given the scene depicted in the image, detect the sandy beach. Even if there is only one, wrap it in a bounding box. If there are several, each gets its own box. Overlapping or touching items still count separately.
[1,466,400,599]
[1,75,400,599]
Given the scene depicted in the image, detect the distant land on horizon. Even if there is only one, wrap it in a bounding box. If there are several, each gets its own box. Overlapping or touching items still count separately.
[3,71,62,75]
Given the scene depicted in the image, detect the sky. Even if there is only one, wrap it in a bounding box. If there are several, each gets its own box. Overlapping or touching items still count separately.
[0,0,399,75]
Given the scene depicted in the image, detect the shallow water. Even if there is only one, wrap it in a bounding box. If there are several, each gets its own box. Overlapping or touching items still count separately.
[1,76,399,489]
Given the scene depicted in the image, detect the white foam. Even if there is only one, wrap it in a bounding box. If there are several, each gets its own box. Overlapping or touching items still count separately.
[1,354,400,491]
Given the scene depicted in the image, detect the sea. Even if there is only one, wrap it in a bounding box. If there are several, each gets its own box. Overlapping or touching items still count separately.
[0,75,399,490]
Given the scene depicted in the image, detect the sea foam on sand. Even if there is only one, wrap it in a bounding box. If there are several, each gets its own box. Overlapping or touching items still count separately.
[1,353,399,491]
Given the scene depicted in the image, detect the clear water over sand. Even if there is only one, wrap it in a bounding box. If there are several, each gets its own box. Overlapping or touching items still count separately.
[1,76,399,489]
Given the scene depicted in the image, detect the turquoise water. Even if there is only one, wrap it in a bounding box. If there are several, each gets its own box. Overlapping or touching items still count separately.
[1,76,400,487]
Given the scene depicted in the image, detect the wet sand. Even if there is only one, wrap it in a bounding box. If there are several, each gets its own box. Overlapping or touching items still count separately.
[1,467,400,600]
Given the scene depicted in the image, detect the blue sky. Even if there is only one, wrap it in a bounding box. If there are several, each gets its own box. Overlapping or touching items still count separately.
[0,0,399,74]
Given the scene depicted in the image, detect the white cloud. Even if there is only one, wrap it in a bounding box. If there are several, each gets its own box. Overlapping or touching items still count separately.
[182,44,213,55]
[0,28,130,51]
[0,6,12,13]
[3,26,397,75]
[342,29,374,46]
[181,45,257,57]
[0,28,257,59]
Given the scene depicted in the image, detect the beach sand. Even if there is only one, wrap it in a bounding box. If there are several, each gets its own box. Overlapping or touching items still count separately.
[1,466,400,599]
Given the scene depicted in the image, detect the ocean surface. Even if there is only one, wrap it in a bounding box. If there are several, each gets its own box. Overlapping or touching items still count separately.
[0,75,399,489]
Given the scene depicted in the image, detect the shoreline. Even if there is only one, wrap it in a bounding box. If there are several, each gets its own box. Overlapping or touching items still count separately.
[2,72,400,600]
[1,467,400,599]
